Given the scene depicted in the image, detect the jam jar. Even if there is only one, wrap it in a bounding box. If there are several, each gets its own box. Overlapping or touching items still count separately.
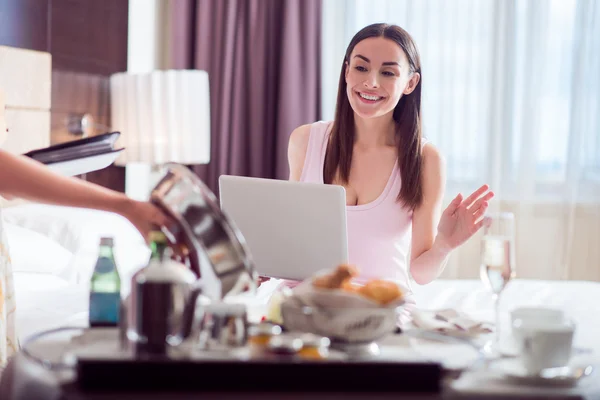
[267,333,304,357]
[248,322,282,348]
[297,333,330,360]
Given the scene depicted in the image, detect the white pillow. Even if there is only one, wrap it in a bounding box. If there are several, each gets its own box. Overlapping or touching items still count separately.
[69,242,151,290]
[3,222,74,277]
[2,203,146,254]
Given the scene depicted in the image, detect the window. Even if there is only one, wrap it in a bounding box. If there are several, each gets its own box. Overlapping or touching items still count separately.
[322,0,600,202]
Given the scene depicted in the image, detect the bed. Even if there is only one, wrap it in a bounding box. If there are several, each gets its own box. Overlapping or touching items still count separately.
[2,203,151,342]
[4,202,600,357]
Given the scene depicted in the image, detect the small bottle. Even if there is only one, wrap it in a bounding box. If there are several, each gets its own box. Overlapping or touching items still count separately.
[266,333,303,358]
[249,322,282,345]
[148,230,169,262]
[149,228,193,271]
[297,333,330,360]
[89,237,121,327]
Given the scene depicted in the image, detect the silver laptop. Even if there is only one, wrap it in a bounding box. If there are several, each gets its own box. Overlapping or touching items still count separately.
[218,175,348,281]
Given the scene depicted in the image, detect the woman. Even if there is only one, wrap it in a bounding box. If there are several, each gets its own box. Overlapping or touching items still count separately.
[0,92,169,366]
[288,23,494,302]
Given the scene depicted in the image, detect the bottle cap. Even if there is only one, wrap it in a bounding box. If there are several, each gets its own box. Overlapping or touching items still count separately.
[148,230,168,244]
[99,237,114,247]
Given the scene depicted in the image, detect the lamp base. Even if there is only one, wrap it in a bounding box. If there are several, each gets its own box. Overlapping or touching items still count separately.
[125,162,163,201]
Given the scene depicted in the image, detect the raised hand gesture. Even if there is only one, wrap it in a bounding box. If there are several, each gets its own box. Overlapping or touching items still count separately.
[436,184,495,251]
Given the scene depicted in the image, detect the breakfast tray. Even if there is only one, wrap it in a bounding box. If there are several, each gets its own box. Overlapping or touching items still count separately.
[23,321,446,395]
[75,356,444,393]
[39,328,444,394]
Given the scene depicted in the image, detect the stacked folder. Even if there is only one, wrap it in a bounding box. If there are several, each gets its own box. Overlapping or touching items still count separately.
[23,132,124,176]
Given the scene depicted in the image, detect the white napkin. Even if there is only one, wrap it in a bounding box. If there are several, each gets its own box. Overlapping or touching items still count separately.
[410,308,493,337]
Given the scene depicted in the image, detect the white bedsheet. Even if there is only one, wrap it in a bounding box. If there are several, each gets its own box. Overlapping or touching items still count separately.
[2,204,147,344]
[3,204,151,285]
[13,273,88,342]
[12,273,600,357]
[6,205,600,355]
[412,279,600,353]
[2,204,146,254]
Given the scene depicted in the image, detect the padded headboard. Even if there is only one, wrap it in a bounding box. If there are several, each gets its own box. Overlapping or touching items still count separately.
[0,46,51,208]
[0,45,51,154]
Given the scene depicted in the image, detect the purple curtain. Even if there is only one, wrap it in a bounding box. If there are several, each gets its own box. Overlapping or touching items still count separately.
[166,0,322,194]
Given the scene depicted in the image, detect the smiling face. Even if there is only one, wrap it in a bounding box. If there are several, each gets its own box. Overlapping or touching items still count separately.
[344,37,420,120]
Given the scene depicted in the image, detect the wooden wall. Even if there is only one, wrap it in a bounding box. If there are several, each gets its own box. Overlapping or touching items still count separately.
[0,0,128,191]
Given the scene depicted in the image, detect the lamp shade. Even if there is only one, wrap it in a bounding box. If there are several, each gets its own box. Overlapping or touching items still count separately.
[109,69,211,165]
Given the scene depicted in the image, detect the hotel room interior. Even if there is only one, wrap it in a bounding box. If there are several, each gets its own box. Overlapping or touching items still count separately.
[0,0,599,397]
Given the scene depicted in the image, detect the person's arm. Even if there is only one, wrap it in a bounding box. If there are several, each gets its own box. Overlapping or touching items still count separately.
[409,144,493,285]
[287,124,311,181]
[0,149,128,211]
[408,144,450,284]
[0,149,169,239]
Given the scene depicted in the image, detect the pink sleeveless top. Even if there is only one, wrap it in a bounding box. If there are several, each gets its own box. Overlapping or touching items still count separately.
[299,121,420,299]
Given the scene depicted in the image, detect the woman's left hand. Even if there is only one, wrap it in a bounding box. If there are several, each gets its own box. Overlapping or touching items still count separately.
[436,184,495,251]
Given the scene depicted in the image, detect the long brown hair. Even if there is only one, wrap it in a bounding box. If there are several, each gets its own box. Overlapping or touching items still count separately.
[323,23,424,210]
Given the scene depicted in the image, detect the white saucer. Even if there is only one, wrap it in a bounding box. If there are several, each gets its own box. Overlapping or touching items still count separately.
[490,358,594,387]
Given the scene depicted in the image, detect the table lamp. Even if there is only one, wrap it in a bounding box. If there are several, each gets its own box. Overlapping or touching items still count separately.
[109,69,211,201]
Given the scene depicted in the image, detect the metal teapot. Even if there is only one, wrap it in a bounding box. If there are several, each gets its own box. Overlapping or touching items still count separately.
[124,252,200,356]
[121,163,258,357]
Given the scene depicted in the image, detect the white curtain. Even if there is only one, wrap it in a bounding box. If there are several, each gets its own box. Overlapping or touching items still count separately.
[322,0,600,281]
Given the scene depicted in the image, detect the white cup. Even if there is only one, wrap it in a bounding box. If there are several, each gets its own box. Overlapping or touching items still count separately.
[510,307,565,343]
[512,317,575,375]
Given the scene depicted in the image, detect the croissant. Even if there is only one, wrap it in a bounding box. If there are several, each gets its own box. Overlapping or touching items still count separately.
[357,279,403,305]
[313,264,358,289]
[312,264,403,305]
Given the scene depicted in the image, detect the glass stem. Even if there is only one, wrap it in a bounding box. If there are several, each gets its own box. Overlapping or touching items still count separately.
[493,293,501,348]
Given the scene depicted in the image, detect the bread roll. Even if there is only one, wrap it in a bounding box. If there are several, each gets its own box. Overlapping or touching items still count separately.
[313,264,358,289]
[358,279,403,305]
[341,280,361,293]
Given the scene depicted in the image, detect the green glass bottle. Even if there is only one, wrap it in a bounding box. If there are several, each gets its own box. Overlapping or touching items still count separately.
[89,237,121,327]
[148,230,169,262]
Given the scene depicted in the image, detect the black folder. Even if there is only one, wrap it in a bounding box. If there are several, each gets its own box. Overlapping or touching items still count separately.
[24,131,122,165]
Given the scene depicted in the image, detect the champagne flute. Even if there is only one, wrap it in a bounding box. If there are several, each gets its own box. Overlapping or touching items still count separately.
[479,212,516,357]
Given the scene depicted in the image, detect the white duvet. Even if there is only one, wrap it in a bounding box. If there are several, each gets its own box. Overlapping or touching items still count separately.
[412,279,600,352]
[4,204,600,353]
[13,273,88,341]
[3,204,151,285]
[2,204,150,341]
[12,273,600,353]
